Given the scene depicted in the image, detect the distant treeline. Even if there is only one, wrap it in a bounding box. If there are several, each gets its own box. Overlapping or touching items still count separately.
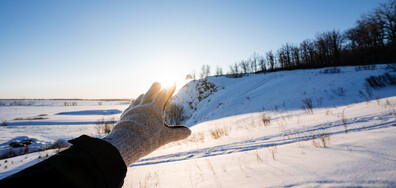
[187,0,396,80]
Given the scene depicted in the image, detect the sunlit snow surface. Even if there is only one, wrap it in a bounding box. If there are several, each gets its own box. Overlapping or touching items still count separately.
[1,65,395,187]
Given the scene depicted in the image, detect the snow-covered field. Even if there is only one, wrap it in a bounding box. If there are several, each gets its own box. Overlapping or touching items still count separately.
[0,100,129,155]
[1,65,395,187]
[127,98,396,187]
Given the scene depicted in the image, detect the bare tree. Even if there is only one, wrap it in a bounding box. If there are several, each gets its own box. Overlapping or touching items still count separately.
[192,70,196,81]
[315,32,329,66]
[375,0,396,44]
[300,39,316,66]
[216,66,223,77]
[200,65,206,79]
[279,43,292,68]
[327,30,345,65]
[277,44,292,69]
[240,60,250,74]
[346,13,385,50]
[266,50,275,70]
[206,65,211,77]
[258,55,266,72]
[185,74,193,81]
[229,62,241,77]
[291,44,301,67]
[200,65,211,79]
[250,52,259,73]
[233,62,240,74]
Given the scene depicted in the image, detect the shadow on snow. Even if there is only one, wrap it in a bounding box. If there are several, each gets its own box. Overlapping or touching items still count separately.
[55,109,121,116]
[132,115,396,167]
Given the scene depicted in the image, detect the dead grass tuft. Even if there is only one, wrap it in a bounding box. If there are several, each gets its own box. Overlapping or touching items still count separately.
[139,171,160,188]
[209,127,230,139]
[186,132,205,143]
[341,109,348,133]
[382,99,395,109]
[255,150,263,162]
[301,98,313,114]
[268,145,278,160]
[260,110,271,127]
[312,132,330,148]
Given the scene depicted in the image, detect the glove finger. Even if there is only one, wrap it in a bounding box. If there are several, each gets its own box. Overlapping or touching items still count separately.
[153,84,176,111]
[164,85,176,108]
[142,82,162,104]
[164,125,191,143]
[120,94,144,120]
[132,94,144,106]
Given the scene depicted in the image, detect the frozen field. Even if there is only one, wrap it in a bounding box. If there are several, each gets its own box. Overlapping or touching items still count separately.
[0,65,395,187]
[0,100,129,155]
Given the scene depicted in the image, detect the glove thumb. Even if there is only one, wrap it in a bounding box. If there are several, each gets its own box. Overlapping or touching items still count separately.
[164,124,191,143]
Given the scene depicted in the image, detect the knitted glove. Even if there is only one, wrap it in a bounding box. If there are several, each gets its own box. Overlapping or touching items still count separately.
[104,82,191,166]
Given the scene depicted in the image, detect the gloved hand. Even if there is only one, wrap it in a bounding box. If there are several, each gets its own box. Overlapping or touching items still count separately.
[104,82,191,166]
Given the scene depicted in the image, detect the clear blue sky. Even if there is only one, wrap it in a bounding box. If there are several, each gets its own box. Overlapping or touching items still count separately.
[0,0,387,99]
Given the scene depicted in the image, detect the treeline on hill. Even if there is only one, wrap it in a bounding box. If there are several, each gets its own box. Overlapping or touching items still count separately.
[186,0,396,80]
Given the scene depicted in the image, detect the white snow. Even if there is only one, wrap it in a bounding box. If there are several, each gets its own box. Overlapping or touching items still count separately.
[172,65,395,127]
[1,64,395,187]
[0,100,129,155]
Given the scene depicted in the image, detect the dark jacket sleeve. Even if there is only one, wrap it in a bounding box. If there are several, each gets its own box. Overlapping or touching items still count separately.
[0,135,127,188]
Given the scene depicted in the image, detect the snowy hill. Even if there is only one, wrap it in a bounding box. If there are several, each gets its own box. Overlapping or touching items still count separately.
[172,65,395,127]
[1,64,396,187]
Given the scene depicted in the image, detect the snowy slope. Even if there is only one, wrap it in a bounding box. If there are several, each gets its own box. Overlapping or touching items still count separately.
[1,64,396,187]
[172,65,395,126]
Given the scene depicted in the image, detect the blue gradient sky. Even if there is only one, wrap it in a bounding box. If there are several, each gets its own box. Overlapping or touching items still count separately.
[0,0,386,99]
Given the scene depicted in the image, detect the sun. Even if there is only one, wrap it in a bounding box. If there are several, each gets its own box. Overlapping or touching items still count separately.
[158,77,176,90]
[151,57,189,95]
[154,68,185,95]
